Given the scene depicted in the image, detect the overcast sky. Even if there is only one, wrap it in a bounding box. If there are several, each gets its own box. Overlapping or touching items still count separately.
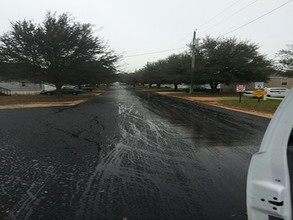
[0,0,292,72]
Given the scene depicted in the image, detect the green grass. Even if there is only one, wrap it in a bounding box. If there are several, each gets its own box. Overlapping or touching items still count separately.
[174,91,239,97]
[218,98,282,114]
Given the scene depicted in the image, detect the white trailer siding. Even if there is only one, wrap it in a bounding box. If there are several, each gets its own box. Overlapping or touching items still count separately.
[0,81,44,95]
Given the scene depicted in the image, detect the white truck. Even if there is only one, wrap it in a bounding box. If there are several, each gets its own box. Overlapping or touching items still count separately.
[247,89,293,219]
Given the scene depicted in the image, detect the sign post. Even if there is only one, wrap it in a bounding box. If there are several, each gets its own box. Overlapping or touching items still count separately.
[252,89,266,103]
[236,84,246,103]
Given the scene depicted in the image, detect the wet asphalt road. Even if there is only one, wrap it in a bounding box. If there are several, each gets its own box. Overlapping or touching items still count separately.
[0,85,270,220]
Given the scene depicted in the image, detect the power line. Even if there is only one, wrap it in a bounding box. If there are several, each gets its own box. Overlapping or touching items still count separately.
[201,0,260,35]
[224,0,293,35]
[168,0,244,48]
[124,0,292,62]
[124,47,187,58]
[198,0,243,29]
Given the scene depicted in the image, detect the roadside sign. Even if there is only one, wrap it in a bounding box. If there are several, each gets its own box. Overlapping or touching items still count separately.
[255,82,264,89]
[236,84,246,92]
[252,89,266,98]
[252,89,267,103]
[236,84,246,103]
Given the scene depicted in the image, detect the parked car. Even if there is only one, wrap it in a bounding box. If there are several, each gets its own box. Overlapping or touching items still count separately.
[40,87,84,95]
[185,86,221,93]
[266,87,290,98]
[74,84,97,92]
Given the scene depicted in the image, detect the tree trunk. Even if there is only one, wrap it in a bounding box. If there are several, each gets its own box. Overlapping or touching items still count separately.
[55,83,63,94]
[148,83,152,88]
[157,83,161,89]
[210,82,218,93]
[174,83,178,91]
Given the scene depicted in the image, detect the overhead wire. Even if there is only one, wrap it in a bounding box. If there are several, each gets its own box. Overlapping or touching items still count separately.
[197,0,243,29]
[124,0,292,59]
[124,0,245,58]
[169,0,244,48]
[124,0,256,59]
[124,47,187,58]
[223,0,293,35]
[201,0,260,35]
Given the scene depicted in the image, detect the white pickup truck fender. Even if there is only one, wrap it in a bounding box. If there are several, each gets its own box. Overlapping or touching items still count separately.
[247,89,293,220]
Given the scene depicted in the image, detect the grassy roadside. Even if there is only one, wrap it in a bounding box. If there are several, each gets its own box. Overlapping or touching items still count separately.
[168,91,238,97]
[218,99,282,114]
[142,87,282,115]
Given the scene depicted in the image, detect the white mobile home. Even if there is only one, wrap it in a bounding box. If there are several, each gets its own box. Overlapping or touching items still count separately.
[0,81,45,95]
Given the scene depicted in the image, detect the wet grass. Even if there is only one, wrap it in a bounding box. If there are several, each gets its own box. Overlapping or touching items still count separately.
[218,98,282,114]
[173,91,238,97]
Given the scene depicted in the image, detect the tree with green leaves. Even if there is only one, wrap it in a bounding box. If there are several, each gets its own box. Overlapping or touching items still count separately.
[124,37,272,92]
[139,60,167,88]
[123,71,143,87]
[125,53,191,90]
[164,53,191,90]
[0,12,119,91]
[196,37,272,92]
[276,43,293,77]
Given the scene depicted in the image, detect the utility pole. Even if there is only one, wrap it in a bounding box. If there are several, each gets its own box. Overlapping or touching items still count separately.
[189,30,196,94]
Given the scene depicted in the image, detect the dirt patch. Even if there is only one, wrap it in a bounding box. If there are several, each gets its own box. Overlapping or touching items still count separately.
[0,92,103,110]
[0,100,84,109]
